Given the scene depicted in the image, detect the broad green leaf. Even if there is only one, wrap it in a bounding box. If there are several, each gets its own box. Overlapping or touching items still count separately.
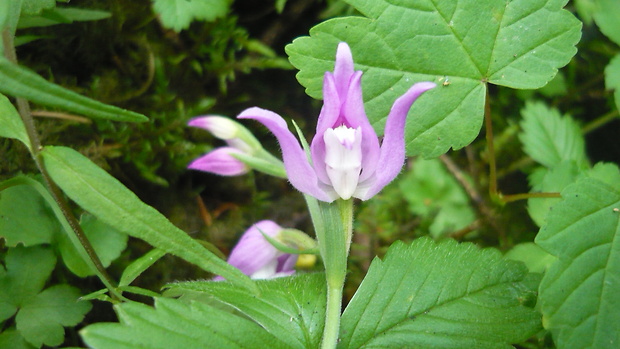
[164,273,326,349]
[604,53,620,111]
[56,214,128,277]
[0,184,59,247]
[0,329,35,349]
[0,57,147,122]
[286,0,581,157]
[152,0,230,32]
[536,171,620,348]
[21,0,55,16]
[81,297,288,349]
[527,161,581,227]
[339,238,541,349]
[119,248,166,287]
[505,242,556,274]
[0,245,55,322]
[16,285,92,347]
[399,158,476,238]
[519,101,588,169]
[593,0,620,46]
[40,146,257,293]
[0,94,30,149]
[17,7,111,29]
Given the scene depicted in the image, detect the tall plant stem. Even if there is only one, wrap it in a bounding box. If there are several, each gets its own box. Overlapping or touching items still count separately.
[2,30,122,301]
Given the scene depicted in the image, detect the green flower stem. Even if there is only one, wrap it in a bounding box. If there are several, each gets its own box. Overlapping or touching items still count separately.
[2,28,123,301]
[310,198,353,349]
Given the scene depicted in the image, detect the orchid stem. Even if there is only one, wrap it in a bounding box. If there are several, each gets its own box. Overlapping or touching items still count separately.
[308,198,353,349]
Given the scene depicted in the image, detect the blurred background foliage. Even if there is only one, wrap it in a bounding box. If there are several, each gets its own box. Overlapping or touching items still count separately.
[1,0,620,346]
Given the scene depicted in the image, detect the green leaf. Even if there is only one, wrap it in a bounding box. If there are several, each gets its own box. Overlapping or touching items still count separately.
[527,161,581,227]
[56,214,128,277]
[16,284,92,347]
[81,297,288,349]
[17,7,111,29]
[0,94,30,149]
[164,273,327,349]
[505,242,556,274]
[0,56,147,122]
[286,0,581,157]
[399,158,476,238]
[605,53,620,111]
[519,101,588,169]
[40,146,257,293]
[152,0,230,32]
[0,184,59,247]
[338,238,541,348]
[0,329,36,349]
[0,245,56,322]
[536,169,620,348]
[119,248,166,287]
[593,0,620,46]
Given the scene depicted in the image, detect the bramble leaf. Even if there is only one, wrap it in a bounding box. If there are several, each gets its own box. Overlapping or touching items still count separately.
[536,165,620,348]
[286,0,581,158]
[0,245,55,322]
[152,0,230,32]
[339,238,541,348]
[519,101,588,169]
[0,184,59,247]
[593,0,620,46]
[16,285,92,347]
[56,214,128,278]
[81,297,289,349]
[604,54,620,111]
[164,273,326,349]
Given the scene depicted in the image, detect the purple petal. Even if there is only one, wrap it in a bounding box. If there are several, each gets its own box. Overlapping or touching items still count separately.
[358,82,436,200]
[333,42,355,97]
[187,147,249,176]
[341,71,380,182]
[238,107,334,202]
[276,254,298,273]
[312,74,341,185]
[188,116,237,139]
[226,220,282,276]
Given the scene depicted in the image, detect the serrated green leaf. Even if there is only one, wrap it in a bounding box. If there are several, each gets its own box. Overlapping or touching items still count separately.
[40,146,257,293]
[339,238,541,349]
[16,285,92,347]
[286,0,581,157]
[0,184,59,247]
[593,0,620,46]
[81,297,288,349]
[527,161,581,227]
[119,248,166,287]
[0,56,147,122]
[536,169,620,348]
[505,242,556,273]
[399,158,476,238]
[604,53,620,111]
[0,245,55,322]
[56,214,128,277]
[0,94,31,149]
[164,273,326,349]
[519,101,588,168]
[0,329,35,349]
[152,0,230,32]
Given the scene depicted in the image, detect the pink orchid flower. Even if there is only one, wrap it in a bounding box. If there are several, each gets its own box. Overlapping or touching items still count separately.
[239,42,435,202]
[215,220,298,280]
